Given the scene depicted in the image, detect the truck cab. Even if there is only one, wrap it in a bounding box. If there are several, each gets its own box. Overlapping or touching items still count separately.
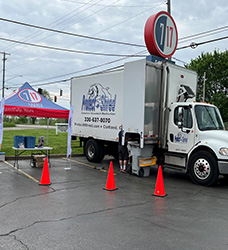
[166,101,228,186]
[123,59,228,186]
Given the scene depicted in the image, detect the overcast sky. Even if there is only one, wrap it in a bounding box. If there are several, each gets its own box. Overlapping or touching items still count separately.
[0,0,227,108]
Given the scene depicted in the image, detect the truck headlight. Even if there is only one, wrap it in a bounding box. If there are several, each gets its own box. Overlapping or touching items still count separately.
[219,147,228,156]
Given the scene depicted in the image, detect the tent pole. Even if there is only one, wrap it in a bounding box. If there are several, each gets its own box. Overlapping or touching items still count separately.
[47,118,49,146]
[64,154,72,170]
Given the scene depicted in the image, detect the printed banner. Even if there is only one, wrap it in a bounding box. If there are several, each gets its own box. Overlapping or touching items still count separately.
[67,105,74,158]
[0,98,5,150]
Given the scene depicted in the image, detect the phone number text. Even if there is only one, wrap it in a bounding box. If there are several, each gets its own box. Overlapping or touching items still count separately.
[84,117,111,123]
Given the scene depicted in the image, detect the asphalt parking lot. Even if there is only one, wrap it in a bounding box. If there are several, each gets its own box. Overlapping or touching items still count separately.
[1,156,228,250]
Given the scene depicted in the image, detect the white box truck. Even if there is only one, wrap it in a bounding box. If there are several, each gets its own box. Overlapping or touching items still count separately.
[71,58,228,186]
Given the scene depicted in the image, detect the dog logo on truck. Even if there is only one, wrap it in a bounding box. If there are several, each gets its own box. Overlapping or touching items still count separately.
[81,83,116,112]
[175,132,188,143]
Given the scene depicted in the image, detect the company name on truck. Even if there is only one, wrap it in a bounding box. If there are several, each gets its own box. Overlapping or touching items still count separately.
[81,83,116,112]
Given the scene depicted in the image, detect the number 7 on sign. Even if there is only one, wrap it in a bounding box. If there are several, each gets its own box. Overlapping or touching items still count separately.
[159,24,173,48]
[160,23,164,46]
[167,26,173,48]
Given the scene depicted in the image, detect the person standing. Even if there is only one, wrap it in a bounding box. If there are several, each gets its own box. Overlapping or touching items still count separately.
[118,125,129,172]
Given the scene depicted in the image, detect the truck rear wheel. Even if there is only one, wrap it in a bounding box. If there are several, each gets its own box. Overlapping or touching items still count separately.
[189,151,219,186]
[85,139,104,163]
[138,168,144,177]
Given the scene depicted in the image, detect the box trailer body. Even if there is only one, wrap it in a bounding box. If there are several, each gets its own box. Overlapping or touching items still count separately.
[71,70,123,143]
[71,58,228,186]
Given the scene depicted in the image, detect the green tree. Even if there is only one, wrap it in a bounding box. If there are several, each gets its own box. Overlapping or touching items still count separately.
[186,49,228,122]
[42,89,52,100]
[17,116,28,124]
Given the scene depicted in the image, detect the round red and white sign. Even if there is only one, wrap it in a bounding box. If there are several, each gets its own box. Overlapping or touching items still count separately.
[18,89,42,103]
[144,11,178,58]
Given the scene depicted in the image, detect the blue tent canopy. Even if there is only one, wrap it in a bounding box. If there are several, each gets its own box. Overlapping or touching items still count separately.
[4,82,69,118]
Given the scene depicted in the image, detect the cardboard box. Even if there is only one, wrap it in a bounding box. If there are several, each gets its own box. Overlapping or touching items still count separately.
[33,155,45,168]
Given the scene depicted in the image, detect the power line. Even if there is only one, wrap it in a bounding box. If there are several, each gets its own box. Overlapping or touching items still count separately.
[3,12,227,89]
[172,57,189,65]
[61,0,161,7]
[31,65,124,88]
[178,29,228,45]
[3,0,122,72]
[1,0,100,52]
[179,25,228,42]
[177,35,228,50]
[28,49,146,84]
[8,28,227,89]
[0,17,145,48]
[0,36,146,57]
[57,0,121,37]
[4,1,164,73]
[4,31,228,87]
[30,33,228,85]
[50,0,103,28]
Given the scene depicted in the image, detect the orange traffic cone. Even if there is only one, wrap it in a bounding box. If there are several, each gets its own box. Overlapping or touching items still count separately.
[104,161,118,191]
[39,158,51,186]
[153,165,167,197]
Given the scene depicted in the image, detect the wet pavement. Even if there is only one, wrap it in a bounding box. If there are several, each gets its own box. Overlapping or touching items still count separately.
[0,156,228,250]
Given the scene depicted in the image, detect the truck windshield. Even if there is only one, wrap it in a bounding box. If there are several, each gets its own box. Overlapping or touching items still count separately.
[195,105,225,131]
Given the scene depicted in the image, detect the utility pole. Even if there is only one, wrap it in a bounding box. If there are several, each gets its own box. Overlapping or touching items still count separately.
[203,72,206,102]
[167,0,171,14]
[1,52,10,98]
[167,0,171,61]
[2,52,6,98]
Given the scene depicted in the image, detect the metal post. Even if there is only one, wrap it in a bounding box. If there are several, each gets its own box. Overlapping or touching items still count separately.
[167,0,171,60]
[2,52,6,98]
[64,154,72,170]
[167,0,171,14]
[1,52,10,98]
[47,117,49,146]
[70,153,72,169]
[203,72,206,102]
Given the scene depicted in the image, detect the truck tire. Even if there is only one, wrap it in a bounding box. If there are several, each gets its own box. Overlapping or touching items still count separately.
[85,139,104,163]
[189,151,219,186]
[139,168,144,177]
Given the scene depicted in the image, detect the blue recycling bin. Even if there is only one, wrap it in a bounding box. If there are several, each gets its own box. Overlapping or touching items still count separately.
[14,136,25,148]
[25,136,36,148]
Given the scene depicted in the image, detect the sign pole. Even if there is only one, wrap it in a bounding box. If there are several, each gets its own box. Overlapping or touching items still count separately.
[1,52,10,98]
[47,117,49,146]
[203,72,206,102]
[167,0,171,14]
[167,0,171,60]
[0,98,5,150]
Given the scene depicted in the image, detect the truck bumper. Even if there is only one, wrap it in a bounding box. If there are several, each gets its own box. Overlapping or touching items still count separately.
[218,160,228,174]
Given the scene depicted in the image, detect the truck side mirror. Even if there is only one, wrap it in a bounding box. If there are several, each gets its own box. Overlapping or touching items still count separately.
[178,107,184,128]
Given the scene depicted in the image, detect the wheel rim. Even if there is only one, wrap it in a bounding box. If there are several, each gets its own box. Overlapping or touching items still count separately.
[88,144,95,159]
[193,158,211,180]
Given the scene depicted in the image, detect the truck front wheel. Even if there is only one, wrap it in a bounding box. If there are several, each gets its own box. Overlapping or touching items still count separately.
[189,151,219,186]
[85,139,104,163]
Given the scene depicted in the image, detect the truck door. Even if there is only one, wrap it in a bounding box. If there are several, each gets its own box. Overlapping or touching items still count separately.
[167,104,196,153]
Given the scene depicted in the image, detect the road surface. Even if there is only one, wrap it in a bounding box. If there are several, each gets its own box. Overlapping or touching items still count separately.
[0,156,228,249]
